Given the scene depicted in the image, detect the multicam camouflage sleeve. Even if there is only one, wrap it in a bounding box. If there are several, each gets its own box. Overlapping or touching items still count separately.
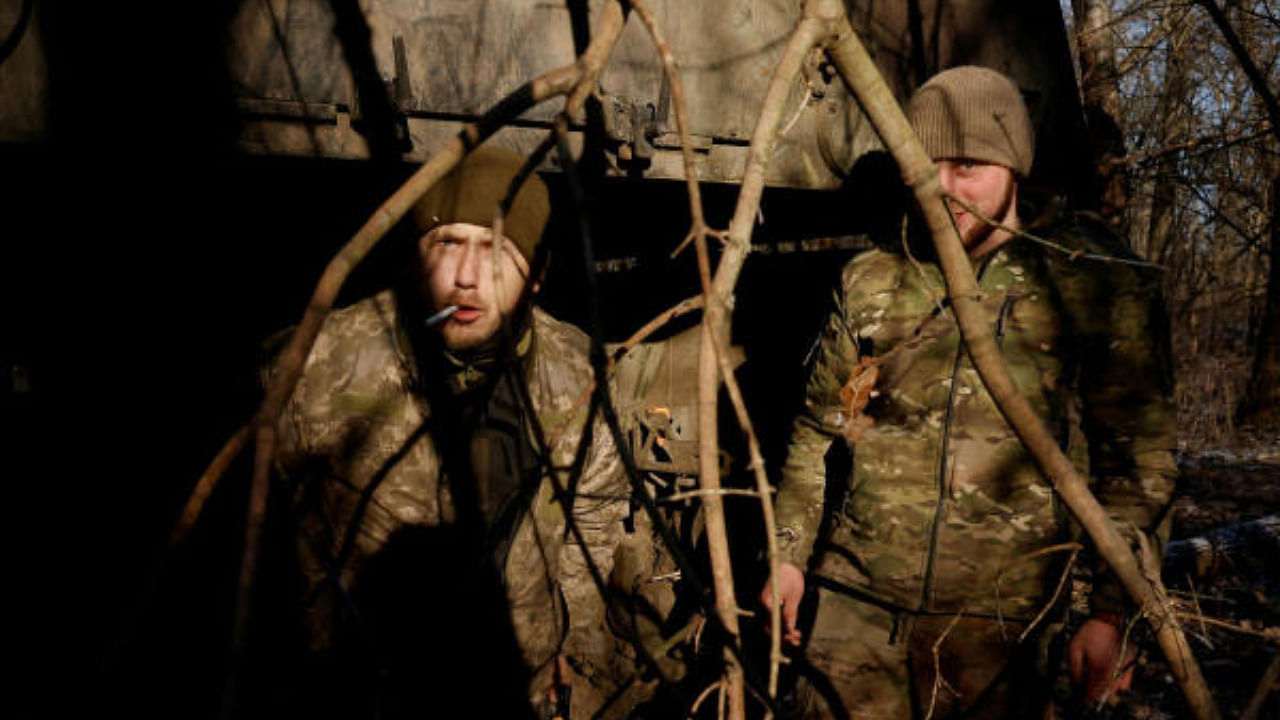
[776,263,866,569]
[1047,216,1179,615]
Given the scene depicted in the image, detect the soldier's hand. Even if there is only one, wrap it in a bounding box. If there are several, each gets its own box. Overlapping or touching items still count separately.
[1067,615,1136,705]
[759,562,805,647]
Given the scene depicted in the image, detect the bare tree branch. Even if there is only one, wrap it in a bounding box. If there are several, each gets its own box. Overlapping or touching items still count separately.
[1193,0,1280,141]
[625,0,788,709]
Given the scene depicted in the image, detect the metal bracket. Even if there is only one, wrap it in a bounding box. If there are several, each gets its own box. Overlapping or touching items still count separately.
[389,35,413,109]
[236,97,342,123]
[600,70,710,170]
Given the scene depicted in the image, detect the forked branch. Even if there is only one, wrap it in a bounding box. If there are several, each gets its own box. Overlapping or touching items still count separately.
[626,0,791,713]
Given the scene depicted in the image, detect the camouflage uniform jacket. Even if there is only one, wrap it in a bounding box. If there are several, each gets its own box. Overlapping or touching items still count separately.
[776,213,1177,619]
[274,289,628,688]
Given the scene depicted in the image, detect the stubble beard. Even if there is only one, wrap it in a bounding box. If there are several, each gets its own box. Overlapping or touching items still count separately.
[960,180,1017,251]
[438,315,500,352]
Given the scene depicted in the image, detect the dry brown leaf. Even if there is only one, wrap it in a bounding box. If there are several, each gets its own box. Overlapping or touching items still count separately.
[838,356,881,444]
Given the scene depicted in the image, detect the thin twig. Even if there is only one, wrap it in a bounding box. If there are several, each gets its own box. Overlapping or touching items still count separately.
[662,487,773,504]
[688,680,725,719]
[778,88,815,139]
[1241,652,1280,720]
[1167,589,1234,603]
[943,193,1165,269]
[924,608,966,720]
[692,613,708,655]
[1110,122,1274,167]
[169,425,252,549]
[993,542,1083,632]
[617,295,704,356]
[1186,575,1214,650]
[1192,0,1280,142]
[1093,613,1142,709]
[671,227,727,260]
[1169,611,1280,642]
[1019,545,1082,643]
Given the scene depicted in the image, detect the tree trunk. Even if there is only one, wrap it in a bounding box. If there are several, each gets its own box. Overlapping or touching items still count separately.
[1242,173,1280,426]
[1070,0,1127,224]
[1143,7,1193,265]
[1190,0,1280,432]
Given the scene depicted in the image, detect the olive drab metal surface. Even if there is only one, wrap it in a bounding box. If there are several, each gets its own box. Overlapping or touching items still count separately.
[220,0,1084,189]
[610,325,744,478]
[0,1,1088,191]
[224,0,884,187]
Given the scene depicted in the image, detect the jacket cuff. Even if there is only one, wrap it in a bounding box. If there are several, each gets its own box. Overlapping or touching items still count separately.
[776,526,811,568]
[1088,571,1134,618]
[1090,609,1126,627]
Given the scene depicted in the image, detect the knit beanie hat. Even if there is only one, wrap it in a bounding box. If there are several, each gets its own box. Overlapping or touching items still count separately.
[905,66,1034,177]
[411,146,550,262]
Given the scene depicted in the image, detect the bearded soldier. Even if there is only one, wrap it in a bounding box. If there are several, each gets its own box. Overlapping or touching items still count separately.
[762,66,1176,719]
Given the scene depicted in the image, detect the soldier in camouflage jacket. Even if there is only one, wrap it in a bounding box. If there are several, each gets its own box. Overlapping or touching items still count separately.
[273,148,628,718]
[763,67,1176,718]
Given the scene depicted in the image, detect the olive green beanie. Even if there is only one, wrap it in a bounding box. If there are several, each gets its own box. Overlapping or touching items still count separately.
[410,146,550,262]
[905,66,1034,177]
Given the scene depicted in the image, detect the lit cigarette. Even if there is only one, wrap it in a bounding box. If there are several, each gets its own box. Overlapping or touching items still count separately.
[425,305,459,327]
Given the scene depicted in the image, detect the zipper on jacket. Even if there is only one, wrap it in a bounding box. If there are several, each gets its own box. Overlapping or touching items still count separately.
[994,294,1018,349]
[918,340,965,612]
[918,257,994,613]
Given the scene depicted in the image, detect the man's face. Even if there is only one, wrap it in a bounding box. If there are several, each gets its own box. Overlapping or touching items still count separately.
[936,159,1019,253]
[418,222,530,351]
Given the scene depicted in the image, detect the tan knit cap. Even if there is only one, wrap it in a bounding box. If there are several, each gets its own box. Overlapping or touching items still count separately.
[906,66,1034,177]
[410,146,550,262]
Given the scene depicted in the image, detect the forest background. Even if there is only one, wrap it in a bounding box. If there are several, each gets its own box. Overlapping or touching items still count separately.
[1064,0,1278,447]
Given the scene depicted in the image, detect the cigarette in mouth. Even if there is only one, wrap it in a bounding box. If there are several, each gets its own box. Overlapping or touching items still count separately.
[425,305,459,327]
